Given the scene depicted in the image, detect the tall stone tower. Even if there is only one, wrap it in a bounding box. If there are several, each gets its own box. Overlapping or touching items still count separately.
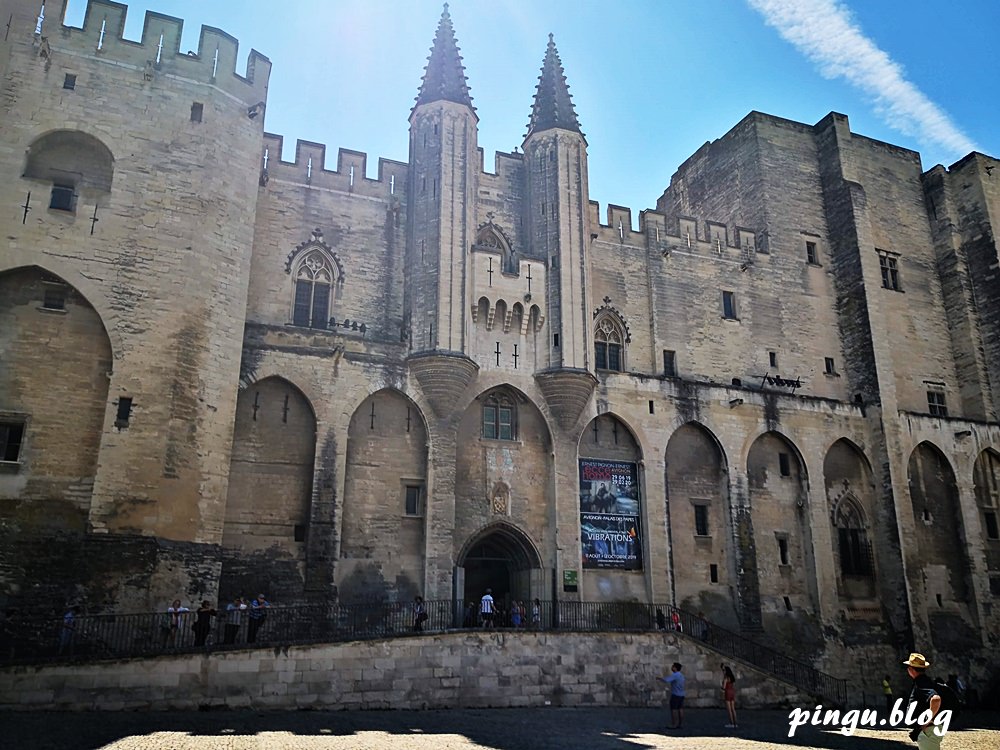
[523,36,597,432]
[405,4,480,417]
[0,0,270,610]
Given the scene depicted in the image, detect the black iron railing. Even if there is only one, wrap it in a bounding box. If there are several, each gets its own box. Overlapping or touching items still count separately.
[0,599,846,705]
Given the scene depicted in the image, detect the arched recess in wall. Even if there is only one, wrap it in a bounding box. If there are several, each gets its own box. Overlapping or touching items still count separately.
[23,130,114,212]
[908,442,972,613]
[341,389,428,601]
[221,377,316,599]
[972,449,1000,576]
[746,431,820,651]
[0,266,113,528]
[577,413,644,600]
[664,422,736,628]
[454,386,552,606]
[823,439,878,602]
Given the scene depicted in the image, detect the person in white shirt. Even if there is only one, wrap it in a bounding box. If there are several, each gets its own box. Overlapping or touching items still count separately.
[480,589,495,629]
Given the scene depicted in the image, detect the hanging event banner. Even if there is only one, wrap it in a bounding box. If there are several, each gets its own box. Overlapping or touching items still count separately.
[579,459,642,570]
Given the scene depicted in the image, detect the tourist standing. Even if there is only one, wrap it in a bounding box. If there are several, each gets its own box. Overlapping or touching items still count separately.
[58,606,81,655]
[904,653,944,749]
[722,664,738,728]
[247,593,270,643]
[192,600,216,647]
[224,597,246,644]
[882,674,894,713]
[659,662,686,730]
[164,600,189,649]
[412,596,427,632]
[480,588,495,629]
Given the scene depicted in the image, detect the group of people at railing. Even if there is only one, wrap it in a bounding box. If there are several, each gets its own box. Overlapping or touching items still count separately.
[158,594,271,650]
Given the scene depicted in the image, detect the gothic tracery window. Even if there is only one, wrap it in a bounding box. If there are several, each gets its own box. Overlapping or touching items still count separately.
[482,392,516,441]
[834,498,872,578]
[594,316,625,372]
[292,250,335,329]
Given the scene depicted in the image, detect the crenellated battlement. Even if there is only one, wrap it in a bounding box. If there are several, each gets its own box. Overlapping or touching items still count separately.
[21,0,271,102]
[587,200,765,261]
[260,134,408,200]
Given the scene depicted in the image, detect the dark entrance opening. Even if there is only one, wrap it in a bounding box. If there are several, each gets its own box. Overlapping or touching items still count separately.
[458,523,542,627]
[463,539,513,605]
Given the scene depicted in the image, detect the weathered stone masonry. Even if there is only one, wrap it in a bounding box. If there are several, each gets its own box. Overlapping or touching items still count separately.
[1,0,998,690]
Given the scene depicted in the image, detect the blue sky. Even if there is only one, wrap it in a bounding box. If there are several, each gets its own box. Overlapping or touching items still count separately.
[61,0,999,222]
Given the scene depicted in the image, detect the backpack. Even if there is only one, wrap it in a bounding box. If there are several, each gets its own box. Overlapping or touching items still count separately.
[933,681,961,713]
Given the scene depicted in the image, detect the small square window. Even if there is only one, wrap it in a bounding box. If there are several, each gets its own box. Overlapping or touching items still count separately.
[878,251,901,291]
[293,524,307,542]
[824,357,836,375]
[190,102,204,122]
[985,511,999,540]
[709,564,719,583]
[49,184,76,212]
[663,350,676,377]
[694,505,709,537]
[927,390,948,417]
[404,485,422,516]
[778,452,791,477]
[778,537,789,565]
[0,422,26,462]
[63,73,77,90]
[806,241,818,265]
[769,351,778,368]
[42,288,66,310]
[722,291,737,320]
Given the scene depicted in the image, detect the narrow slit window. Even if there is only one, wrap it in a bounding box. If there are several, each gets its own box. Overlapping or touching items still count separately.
[985,510,999,540]
[293,524,307,542]
[778,537,789,565]
[115,397,133,428]
[663,349,676,377]
[769,351,778,368]
[404,485,422,516]
[778,452,791,477]
[190,102,203,122]
[63,73,77,90]
[805,240,818,265]
[825,357,836,375]
[722,291,737,320]
[694,505,709,537]
[709,564,719,583]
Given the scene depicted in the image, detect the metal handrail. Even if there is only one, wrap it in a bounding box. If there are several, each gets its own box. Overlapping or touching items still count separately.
[0,599,847,705]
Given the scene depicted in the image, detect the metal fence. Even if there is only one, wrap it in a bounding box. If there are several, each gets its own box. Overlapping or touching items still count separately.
[0,599,846,705]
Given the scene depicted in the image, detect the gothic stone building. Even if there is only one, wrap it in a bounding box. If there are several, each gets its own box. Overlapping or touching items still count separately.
[1,1,999,683]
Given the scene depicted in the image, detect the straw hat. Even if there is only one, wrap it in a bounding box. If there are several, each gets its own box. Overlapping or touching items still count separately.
[903,653,931,668]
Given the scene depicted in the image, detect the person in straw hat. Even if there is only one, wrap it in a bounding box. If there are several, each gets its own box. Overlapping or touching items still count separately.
[903,652,944,749]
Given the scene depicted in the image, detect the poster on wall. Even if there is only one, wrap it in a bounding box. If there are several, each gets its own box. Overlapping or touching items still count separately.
[578,459,642,570]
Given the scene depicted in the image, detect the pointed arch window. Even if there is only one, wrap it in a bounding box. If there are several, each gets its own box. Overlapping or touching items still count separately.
[834,498,872,578]
[594,316,625,372]
[482,392,516,441]
[293,250,335,329]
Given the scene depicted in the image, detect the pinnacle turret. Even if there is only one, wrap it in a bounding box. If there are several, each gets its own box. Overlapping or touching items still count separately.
[525,34,582,139]
[414,4,474,111]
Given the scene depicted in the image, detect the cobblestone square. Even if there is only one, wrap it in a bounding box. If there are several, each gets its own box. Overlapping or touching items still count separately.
[4,708,998,750]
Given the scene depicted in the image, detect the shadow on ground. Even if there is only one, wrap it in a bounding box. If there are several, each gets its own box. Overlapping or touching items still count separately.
[3,707,998,750]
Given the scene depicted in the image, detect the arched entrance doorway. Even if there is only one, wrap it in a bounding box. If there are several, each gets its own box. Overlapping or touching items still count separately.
[457,522,542,625]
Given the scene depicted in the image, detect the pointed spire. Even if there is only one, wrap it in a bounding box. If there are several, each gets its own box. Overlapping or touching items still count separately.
[414,4,474,111]
[525,34,582,139]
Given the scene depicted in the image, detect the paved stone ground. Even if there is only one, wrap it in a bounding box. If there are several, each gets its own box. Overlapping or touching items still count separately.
[3,707,998,750]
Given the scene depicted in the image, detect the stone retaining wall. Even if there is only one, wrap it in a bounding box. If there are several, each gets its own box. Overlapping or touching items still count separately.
[0,631,811,712]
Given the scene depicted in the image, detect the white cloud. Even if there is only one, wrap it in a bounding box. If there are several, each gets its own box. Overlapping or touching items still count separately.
[747,0,976,156]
